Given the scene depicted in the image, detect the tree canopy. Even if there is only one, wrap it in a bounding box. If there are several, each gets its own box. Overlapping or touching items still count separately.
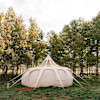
[0,7,99,78]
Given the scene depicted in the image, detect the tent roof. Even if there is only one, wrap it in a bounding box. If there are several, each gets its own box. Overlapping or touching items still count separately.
[45,55,52,60]
[36,55,64,68]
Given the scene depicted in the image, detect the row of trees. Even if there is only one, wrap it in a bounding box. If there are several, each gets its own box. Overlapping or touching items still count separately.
[0,7,46,76]
[0,7,100,78]
[48,14,100,76]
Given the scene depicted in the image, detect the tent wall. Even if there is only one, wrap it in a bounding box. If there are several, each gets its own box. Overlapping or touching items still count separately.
[21,68,73,88]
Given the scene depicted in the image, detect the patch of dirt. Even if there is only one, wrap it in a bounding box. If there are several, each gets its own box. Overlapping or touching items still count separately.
[14,87,34,91]
[18,91,23,95]
[27,94,48,100]
[64,95,72,99]
[30,94,41,98]
[54,96,72,100]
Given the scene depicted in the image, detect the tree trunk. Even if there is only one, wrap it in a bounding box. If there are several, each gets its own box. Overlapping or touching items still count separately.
[11,65,14,75]
[5,65,8,75]
[96,40,99,77]
[16,64,19,75]
[20,65,21,74]
[80,51,84,76]
[87,63,89,76]
[80,65,83,76]
[3,65,8,80]
[73,67,76,73]
[73,53,76,73]
[86,55,89,76]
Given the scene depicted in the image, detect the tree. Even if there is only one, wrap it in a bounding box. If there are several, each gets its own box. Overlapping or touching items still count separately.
[1,7,29,75]
[28,17,46,66]
[0,13,5,66]
[90,12,100,76]
[61,19,86,73]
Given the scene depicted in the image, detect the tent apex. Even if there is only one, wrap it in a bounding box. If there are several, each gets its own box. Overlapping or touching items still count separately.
[45,55,52,60]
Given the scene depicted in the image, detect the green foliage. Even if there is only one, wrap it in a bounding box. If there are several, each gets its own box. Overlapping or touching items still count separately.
[0,7,46,76]
[0,7,100,77]
[46,31,66,66]
[47,14,100,76]
[27,17,46,65]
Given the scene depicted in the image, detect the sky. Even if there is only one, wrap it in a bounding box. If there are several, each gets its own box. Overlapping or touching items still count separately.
[0,0,100,34]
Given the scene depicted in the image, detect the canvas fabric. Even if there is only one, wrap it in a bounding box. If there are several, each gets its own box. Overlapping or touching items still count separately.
[21,55,73,88]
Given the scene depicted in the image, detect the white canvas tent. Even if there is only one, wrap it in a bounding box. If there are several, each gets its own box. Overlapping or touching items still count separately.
[21,55,73,88]
[8,55,88,89]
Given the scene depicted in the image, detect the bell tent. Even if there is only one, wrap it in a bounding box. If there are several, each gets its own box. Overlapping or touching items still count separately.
[21,55,73,88]
[8,55,88,89]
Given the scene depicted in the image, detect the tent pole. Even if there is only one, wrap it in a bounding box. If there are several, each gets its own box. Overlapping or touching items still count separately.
[71,70,89,84]
[9,77,22,88]
[55,69,65,91]
[50,60,65,91]
[66,71,83,87]
[9,71,30,88]
[34,68,44,89]
[34,59,48,88]
[73,77,83,87]
[4,70,28,86]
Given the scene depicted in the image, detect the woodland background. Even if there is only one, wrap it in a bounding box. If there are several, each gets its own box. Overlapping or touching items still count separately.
[0,7,100,80]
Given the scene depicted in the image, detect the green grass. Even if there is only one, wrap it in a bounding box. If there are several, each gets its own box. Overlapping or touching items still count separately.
[0,78,100,100]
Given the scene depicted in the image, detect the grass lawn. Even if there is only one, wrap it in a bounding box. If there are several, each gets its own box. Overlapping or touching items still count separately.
[0,78,100,100]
